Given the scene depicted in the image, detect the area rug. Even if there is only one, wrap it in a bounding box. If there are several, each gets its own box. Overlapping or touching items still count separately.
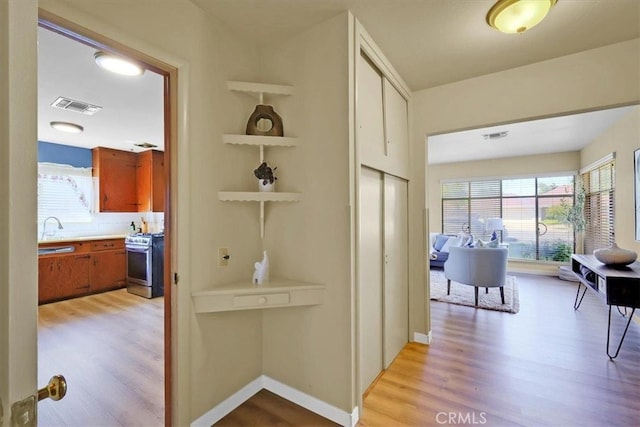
[430,270,520,313]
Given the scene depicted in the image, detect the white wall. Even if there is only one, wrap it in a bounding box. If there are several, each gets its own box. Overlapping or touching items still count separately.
[257,12,353,411]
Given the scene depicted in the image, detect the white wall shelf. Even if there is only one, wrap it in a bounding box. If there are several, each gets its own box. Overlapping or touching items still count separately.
[192,278,324,313]
[227,81,294,98]
[223,134,298,147]
[223,80,299,238]
[218,192,301,202]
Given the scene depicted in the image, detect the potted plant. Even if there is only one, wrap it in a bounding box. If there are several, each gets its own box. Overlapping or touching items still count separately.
[563,180,586,253]
[254,162,277,192]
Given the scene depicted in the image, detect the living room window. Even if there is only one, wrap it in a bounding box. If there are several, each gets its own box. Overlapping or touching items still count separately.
[442,175,575,262]
[581,155,615,254]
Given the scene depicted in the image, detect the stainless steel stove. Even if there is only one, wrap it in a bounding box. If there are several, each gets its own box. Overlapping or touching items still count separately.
[125,232,164,298]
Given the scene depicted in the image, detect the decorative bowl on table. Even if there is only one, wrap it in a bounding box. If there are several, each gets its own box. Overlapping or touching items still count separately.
[593,242,637,266]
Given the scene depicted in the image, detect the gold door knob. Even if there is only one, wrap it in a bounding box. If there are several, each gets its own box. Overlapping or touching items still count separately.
[37,375,67,401]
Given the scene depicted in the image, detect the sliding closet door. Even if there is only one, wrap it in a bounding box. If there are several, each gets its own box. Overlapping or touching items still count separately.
[359,166,384,392]
[383,174,409,368]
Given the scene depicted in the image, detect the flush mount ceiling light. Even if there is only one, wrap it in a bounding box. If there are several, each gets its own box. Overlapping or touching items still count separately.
[486,0,558,34]
[94,51,145,76]
[50,121,84,134]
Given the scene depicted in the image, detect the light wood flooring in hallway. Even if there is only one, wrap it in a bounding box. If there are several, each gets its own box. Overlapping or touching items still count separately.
[359,273,640,426]
[38,289,164,426]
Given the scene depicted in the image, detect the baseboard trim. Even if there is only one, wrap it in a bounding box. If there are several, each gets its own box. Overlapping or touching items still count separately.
[191,376,263,427]
[191,375,357,427]
[263,376,357,426]
[413,331,432,344]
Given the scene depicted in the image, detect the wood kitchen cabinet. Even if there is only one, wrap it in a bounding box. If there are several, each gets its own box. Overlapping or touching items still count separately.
[90,239,126,292]
[38,242,91,303]
[93,147,138,212]
[136,149,165,212]
[38,238,126,304]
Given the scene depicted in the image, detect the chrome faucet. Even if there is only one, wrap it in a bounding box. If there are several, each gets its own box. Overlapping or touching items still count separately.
[41,216,64,240]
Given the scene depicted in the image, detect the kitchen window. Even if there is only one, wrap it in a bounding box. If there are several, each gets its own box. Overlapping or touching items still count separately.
[37,162,95,225]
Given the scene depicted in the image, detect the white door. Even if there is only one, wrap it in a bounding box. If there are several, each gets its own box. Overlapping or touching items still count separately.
[1,1,39,425]
[383,79,409,179]
[357,52,386,170]
[383,174,409,368]
[359,167,384,393]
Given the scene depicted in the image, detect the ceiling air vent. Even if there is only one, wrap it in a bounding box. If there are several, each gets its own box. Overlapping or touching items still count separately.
[50,97,102,116]
[483,131,508,141]
[134,142,158,149]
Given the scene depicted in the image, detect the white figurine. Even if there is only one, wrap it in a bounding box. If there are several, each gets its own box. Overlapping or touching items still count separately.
[252,250,270,285]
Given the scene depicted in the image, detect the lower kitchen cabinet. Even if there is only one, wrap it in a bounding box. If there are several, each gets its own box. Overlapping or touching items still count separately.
[91,246,126,292]
[38,238,126,304]
[39,254,91,302]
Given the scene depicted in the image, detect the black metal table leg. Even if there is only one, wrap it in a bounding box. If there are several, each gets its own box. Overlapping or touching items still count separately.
[574,283,588,310]
[607,306,636,360]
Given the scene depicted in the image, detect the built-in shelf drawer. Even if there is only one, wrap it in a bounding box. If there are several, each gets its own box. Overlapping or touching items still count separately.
[192,278,324,313]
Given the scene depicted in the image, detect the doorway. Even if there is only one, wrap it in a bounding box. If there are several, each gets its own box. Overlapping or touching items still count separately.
[36,14,174,425]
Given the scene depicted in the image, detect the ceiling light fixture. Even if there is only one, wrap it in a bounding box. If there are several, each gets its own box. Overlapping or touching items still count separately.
[50,121,84,134]
[486,0,557,34]
[94,51,145,76]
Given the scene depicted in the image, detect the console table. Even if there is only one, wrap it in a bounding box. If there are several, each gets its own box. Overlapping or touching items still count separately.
[571,254,640,359]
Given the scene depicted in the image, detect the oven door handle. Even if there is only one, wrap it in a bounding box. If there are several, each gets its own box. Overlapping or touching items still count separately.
[126,246,151,253]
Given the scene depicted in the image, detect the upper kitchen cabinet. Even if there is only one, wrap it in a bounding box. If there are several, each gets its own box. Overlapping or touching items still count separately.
[357,51,409,179]
[137,149,165,212]
[92,147,165,212]
[93,147,138,212]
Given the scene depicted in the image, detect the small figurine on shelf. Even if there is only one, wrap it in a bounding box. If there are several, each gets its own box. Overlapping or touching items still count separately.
[254,162,277,192]
[252,251,270,285]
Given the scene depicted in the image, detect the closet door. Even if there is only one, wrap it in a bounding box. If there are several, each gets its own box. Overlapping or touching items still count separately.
[357,52,385,169]
[383,174,409,367]
[359,166,384,392]
[383,79,409,179]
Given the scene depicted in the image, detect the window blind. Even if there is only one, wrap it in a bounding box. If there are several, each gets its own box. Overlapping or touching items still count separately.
[441,174,575,262]
[38,163,95,227]
[582,158,615,253]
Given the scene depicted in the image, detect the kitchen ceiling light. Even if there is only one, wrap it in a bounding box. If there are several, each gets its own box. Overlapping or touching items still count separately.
[486,0,557,34]
[94,51,144,76]
[50,121,84,133]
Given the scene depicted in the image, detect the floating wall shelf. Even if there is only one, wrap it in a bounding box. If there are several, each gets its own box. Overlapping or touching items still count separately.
[222,80,299,238]
[223,134,298,147]
[192,278,324,313]
[227,81,294,98]
[218,192,301,202]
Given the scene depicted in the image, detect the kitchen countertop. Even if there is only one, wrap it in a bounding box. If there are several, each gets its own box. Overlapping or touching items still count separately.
[38,234,129,245]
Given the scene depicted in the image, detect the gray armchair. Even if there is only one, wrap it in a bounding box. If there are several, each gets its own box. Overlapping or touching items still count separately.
[444,246,508,306]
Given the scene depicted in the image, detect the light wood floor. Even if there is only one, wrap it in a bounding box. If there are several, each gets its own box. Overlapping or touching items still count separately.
[38,289,164,427]
[38,275,640,426]
[359,273,640,426]
[219,273,640,426]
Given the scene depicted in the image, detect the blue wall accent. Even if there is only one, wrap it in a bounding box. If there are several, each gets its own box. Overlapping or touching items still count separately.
[38,141,92,167]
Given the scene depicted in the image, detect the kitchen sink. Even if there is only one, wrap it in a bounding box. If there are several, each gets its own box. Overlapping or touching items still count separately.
[38,246,75,256]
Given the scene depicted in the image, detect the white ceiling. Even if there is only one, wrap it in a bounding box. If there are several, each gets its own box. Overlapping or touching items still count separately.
[38,0,640,161]
[427,106,638,165]
[37,27,165,153]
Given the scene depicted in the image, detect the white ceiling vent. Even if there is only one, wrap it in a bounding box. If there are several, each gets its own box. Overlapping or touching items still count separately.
[483,131,508,141]
[50,97,102,115]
